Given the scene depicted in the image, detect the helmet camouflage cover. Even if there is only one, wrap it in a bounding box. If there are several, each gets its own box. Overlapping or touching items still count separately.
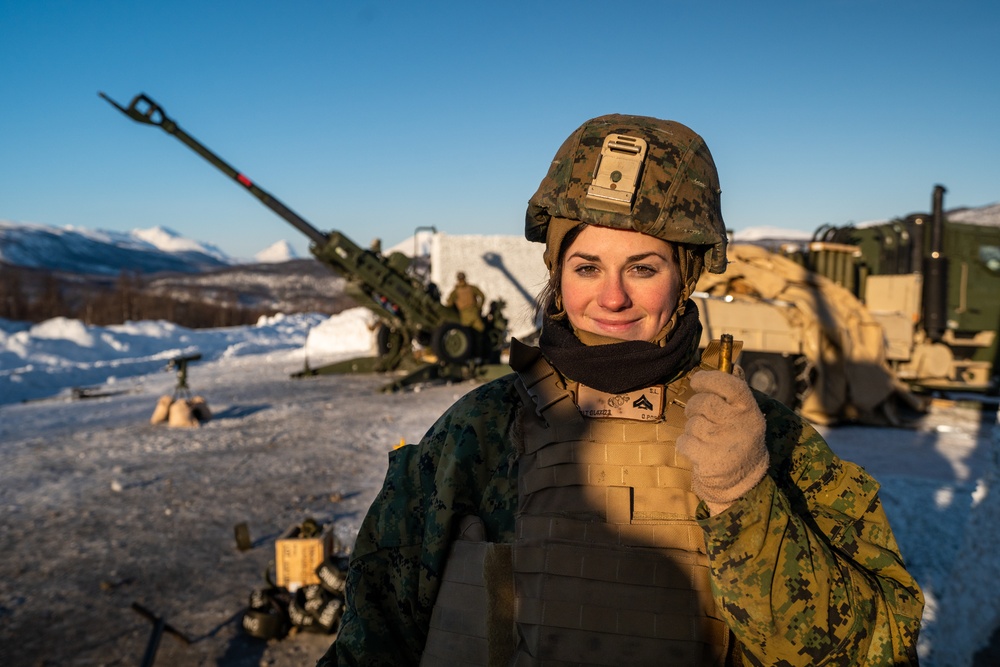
[525,114,727,273]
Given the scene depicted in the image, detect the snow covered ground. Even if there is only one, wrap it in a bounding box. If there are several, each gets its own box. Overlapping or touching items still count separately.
[2,309,999,665]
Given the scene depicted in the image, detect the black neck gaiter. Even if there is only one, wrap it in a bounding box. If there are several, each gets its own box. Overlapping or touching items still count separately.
[538,300,703,394]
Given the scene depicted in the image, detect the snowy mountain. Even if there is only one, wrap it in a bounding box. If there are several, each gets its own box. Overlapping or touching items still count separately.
[0,221,338,326]
[948,201,1000,227]
[131,225,231,260]
[0,219,309,275]
[4,198,997,277]
[254,239,298,263]
[731,225,813,243]
[0,221,233,275]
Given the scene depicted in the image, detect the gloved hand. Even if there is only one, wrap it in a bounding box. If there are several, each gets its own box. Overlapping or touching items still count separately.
[676,370,769,516]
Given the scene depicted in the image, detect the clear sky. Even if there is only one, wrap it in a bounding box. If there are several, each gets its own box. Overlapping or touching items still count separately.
[2,1,998,259]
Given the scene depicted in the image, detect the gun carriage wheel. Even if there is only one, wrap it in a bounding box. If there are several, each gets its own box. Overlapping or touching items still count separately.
[432,323,474,364]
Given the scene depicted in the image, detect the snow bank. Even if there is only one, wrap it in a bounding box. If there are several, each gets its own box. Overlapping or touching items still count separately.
[303,307,377,365]
[929,411,1000,665]
[0,311,339,405]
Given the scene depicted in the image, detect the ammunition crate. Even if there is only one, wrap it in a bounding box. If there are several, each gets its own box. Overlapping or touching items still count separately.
[275,524,333,591]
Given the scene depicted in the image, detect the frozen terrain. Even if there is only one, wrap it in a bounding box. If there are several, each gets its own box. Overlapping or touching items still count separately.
[1,310,999,665]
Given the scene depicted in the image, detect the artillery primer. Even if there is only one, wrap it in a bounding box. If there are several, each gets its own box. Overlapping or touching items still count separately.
[719,334,734,374]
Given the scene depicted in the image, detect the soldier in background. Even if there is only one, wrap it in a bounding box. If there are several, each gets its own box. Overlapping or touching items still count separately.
[444,271,485,332]
[320,115,923,666]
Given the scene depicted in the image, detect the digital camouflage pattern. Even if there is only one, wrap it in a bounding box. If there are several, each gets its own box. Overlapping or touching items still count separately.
[318,371,923,666]
[703,403,924,664]
[525,115,728,274]
[320,376,521,666]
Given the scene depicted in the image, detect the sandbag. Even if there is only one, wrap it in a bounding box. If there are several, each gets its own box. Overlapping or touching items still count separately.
[168,399,200,428]
[189,396,212,422]
[150,395,173,425]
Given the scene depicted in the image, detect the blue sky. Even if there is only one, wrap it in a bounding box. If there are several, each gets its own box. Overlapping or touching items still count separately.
[1,1,998,259]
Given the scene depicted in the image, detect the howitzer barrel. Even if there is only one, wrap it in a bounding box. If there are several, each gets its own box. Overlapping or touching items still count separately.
[101,91,507,378]
[314,229,452,331]
[100,92,452,328]
[99,92,328,247]
[98,91,449,331]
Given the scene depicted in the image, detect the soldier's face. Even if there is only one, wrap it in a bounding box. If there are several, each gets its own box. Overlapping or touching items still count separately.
[560,226,681,342]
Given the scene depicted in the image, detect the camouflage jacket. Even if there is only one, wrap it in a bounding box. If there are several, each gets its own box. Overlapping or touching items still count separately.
[319,373,923,666]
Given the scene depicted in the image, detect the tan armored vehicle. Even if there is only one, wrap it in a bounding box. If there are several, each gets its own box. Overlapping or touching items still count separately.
[696,185,999,424]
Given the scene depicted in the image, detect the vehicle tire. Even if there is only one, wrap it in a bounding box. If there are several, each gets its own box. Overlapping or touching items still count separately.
[376,325,405,357]
[740,352,798,408]
[375,325,391,356]
[432,323,474,364]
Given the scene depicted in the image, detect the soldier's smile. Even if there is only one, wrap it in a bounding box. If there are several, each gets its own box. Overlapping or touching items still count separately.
[560,225,681,343]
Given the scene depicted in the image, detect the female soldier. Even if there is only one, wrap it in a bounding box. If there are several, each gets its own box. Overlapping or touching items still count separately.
[319,115,923,666]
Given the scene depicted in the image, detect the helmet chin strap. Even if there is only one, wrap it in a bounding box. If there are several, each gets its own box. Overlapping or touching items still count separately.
[656,246,704,343]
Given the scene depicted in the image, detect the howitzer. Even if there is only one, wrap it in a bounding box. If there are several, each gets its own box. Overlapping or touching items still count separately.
[100,92,509,389]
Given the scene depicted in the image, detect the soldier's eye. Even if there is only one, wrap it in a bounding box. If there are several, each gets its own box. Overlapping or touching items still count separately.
[631,265,657,277]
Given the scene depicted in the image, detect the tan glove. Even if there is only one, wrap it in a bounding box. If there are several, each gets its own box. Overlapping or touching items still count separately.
[676,370,769,515]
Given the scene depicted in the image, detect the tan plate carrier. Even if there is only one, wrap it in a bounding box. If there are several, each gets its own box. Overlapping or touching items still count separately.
[421,340,736,666]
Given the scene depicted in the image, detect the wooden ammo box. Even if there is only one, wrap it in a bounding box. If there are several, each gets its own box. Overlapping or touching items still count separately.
[275,521,333,591]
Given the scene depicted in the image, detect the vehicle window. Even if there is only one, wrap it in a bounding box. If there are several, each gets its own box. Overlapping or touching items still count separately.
[979,245,1000,273]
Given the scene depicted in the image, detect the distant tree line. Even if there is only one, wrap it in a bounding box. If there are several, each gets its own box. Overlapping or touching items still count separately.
[0,265,272,328]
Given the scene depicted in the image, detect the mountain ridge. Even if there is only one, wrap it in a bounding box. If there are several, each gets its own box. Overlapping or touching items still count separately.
[0,220,348,327]
[0,221,235,275]
[3,200,998,277]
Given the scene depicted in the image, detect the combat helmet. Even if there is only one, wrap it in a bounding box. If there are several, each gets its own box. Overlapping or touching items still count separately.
[526,114,727,280]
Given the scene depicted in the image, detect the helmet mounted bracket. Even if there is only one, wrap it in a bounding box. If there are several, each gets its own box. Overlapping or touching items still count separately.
[585,134,648,213]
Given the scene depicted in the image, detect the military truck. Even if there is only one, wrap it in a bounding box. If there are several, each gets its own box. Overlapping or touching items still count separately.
[100,92,509,390]
[695,185,1000,424]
